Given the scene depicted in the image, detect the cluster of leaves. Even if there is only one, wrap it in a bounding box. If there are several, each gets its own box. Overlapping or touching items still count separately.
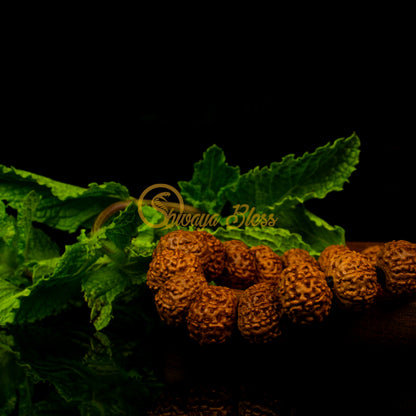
[180,133,360,254]
[0,133,360,333]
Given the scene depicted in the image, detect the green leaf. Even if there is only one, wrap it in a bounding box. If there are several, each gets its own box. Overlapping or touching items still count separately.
[130,205,170,254]
[275,204,345,253]
[80,203,144,331]
[178,135,359,254]
[24,227,60,263]
[227,133,360,210]
[0,198,151,330]
[0,279,23,325]
[0,194,59,275]
[0,201,19,279]
[79,205,166,331]
[212,226,319,256]
[15,191,40,262]
[82,265,130,331]
[104,201,140,250]
[0,164,130,233]
[0,201,15,243]
[178,144,240,213]
[0,236,103,326]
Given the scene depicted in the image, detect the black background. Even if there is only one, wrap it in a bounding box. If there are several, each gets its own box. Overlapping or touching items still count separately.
[1,17,416,416]
[2,33,415,244]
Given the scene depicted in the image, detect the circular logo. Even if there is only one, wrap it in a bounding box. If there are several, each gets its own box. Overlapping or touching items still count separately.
[137,183,184,228]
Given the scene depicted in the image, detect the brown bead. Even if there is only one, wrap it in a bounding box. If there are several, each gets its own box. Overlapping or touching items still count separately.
[238,282,283,343]
[187,286,238,345]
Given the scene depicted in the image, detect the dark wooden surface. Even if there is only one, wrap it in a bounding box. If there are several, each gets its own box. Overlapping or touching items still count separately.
[160,241,416,372]
[331,242,416,347]
[154,242,416,415]
[347,241,384,251]
[160,242,416,352]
